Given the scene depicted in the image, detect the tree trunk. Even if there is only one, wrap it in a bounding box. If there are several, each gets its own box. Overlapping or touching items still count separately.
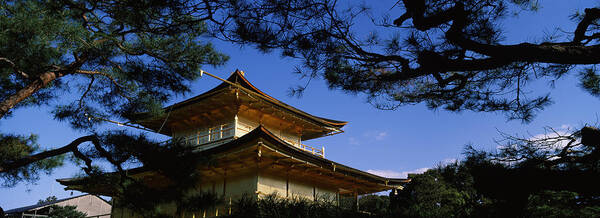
[0,71,63,119]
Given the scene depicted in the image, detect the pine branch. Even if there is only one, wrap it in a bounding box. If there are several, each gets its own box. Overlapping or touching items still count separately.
[0,135,96,173]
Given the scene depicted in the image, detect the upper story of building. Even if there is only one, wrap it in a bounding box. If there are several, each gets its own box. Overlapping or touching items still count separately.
[132,70,347,158]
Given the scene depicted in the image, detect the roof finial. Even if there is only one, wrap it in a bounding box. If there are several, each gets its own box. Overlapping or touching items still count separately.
[233,69,245,76]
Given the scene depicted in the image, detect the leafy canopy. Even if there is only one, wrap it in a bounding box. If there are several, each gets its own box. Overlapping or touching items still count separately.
[205,0,600,122]
[0,1,229,214]
[0,0,227,187]
[393,157,599,217]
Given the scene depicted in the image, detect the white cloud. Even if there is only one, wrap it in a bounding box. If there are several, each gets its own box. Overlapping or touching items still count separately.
[367,168,429,178]
[364,130,389,141]
[529,129,573,149]
[530,131,568,140]
[367,157,460,179]
[496,125,579,156]
[375,132,388,141]
[529,124,573,141]
[440,158,458,165]
[560,124,572,130]
[348,137,360,145]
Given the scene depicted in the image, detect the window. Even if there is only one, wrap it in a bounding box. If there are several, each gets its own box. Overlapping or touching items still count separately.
[209,126,220,141]
[221,123,234,138]
[187,122,235,146]
[198,129,209,144]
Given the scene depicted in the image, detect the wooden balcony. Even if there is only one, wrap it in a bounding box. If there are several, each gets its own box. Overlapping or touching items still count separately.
[175,124,325,158]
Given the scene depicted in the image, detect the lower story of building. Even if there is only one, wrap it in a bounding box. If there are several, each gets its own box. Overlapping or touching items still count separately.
[111,169,351,218]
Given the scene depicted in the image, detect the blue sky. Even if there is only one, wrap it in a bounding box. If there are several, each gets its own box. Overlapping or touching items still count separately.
[1,0,599,210]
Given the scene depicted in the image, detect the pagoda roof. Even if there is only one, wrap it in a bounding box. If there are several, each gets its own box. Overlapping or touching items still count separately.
[174,70,348,128]
[206,126,409,192]
[57,126,407,196]
[133,70,347,138]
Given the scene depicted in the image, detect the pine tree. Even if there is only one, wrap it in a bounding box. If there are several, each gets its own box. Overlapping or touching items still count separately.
[0,0,227,213]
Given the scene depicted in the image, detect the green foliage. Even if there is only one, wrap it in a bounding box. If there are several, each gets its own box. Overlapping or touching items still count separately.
[393,163,487,218]
[392,158,600,218]
[47,205,87,218]
[70,132,221,217]
[1,0,227,187]
[225,194,383,218]
[358,195,389,215]
[38,195,58,204]
[527,190,600,218]
[580,67,600,97]
[462,126,600,216]
[209,0,585,121]
[0,0,69,109]
[0,134,64,187]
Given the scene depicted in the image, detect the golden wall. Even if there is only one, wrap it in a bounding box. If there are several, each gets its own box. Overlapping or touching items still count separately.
[236,116,301,147]
[110,169,339,217]
[257,171,337,201]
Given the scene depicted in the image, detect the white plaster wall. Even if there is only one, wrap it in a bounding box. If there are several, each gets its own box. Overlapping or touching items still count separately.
[225,173,258,200]
[54,195,111,217]
[236,115,301,147]
[235,116,258,137]
[196,173,257,217]
[110,171,338,217]
[258,172,337,202]
[257,173,287,197]
[288,178,315,200]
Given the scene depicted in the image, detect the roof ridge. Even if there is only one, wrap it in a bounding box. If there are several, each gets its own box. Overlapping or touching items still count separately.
[4,194,93,213]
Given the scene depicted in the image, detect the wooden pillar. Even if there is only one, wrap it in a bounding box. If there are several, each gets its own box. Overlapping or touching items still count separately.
[286,170,289,197]
[212,182,216,195]
[256,142,262,199]
[234,115,239,137]
[229,197,232,215]
[223,168,227,198]
[355,192,359,211]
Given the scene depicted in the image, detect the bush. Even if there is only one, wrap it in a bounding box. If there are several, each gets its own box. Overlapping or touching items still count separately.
[223,194,391,218]
[48,205,86,218]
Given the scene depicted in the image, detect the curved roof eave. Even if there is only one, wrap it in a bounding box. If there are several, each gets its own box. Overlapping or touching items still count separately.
[57,126,407,194]
[204,126,408,186]
[147,70,348,129]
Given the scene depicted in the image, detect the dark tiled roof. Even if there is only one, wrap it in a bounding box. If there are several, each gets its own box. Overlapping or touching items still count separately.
[4,194,108,214]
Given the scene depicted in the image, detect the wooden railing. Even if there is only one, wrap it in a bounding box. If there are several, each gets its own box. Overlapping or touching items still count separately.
[299,143,325,158]
[184,125,235,145]
[178,125,325,158]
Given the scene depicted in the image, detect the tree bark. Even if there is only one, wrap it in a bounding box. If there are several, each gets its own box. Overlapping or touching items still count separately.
[0,135,95,173]
[0,71,63,119]
[398,2,600,72]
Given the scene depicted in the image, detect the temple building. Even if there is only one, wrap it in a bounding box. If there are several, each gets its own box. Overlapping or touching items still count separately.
[58,70,408,217]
